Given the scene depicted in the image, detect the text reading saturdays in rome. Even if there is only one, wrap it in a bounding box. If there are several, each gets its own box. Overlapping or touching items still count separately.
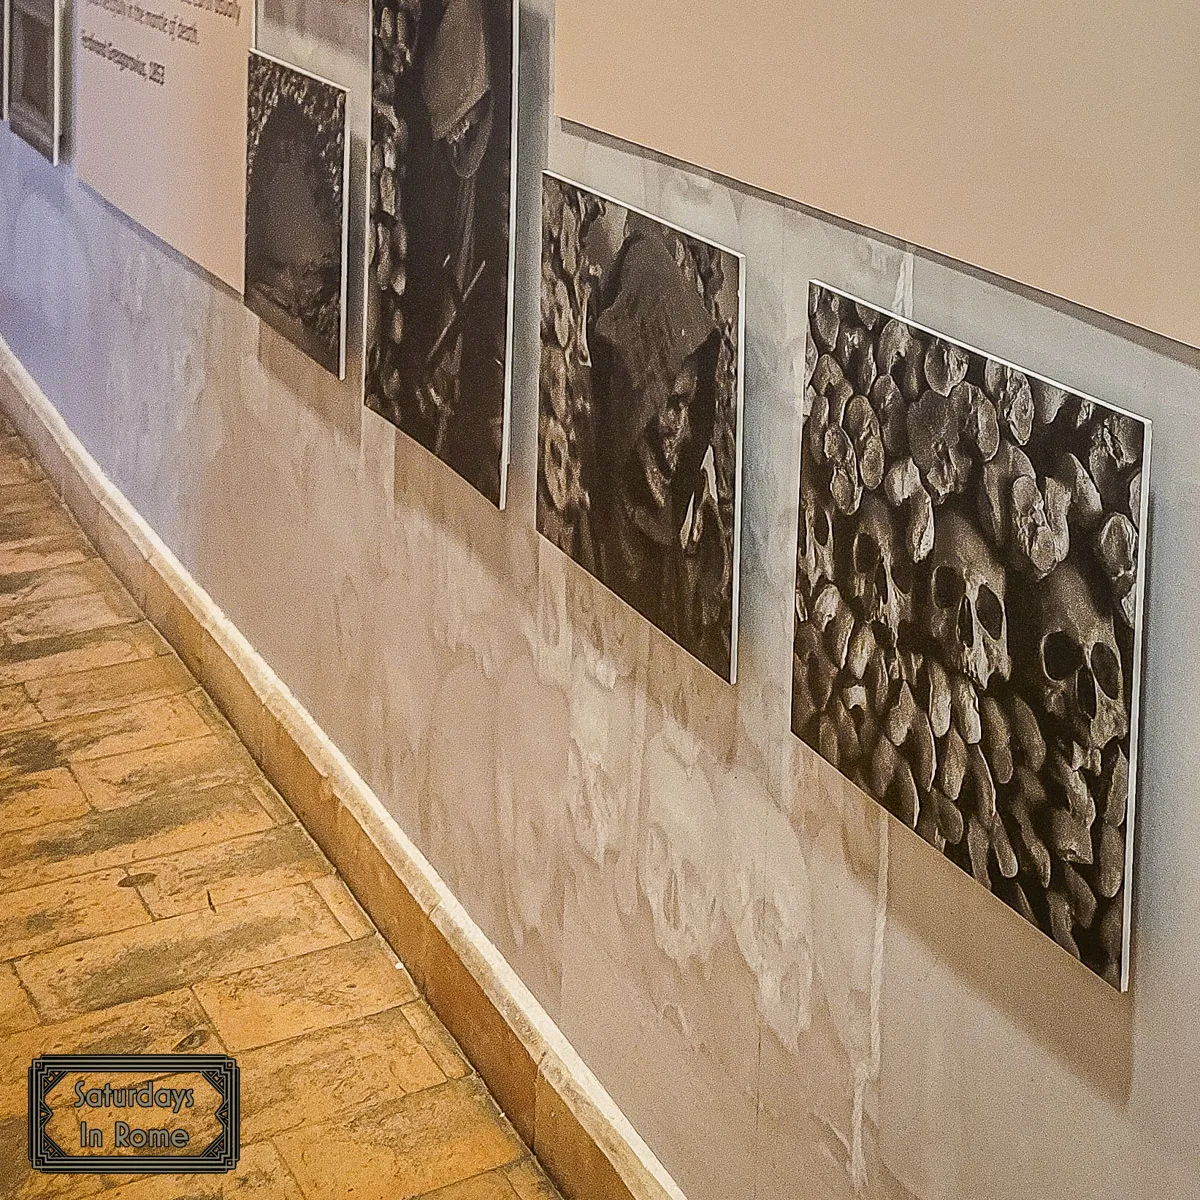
[74,1078,197,1150]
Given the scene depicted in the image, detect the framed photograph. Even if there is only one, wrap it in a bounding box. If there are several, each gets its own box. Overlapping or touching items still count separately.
[365,0,519,508]
[2,0,10,122]
[537,172,746,683]
[9,0,62,163]
[793,282,1151,989]
[244,50,350,379]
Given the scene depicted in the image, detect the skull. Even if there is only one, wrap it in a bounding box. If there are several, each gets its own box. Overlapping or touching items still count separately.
[565,640,641,869]
[925,511,1011,689]
[848,494,914,646]
[1031,563,1127,752]
[798,470,837,601]
[495,657,569,945]
[637,732,723,969]
[722,774,813,1051]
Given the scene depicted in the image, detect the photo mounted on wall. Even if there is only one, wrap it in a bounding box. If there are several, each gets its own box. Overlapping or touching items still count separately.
[538,173,746,683]
[365,0,518,507]
[2,0,10,123]
[244,51,350,379]
[792,282,1150,989]
[8,0,62,163]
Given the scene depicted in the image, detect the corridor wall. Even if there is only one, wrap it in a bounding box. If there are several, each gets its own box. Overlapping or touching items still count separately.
[1,2,1199,1196]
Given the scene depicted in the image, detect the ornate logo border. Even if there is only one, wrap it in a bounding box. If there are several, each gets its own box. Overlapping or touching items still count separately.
[28,1054,240,1174]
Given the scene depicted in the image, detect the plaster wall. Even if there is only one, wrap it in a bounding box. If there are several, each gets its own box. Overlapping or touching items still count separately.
[1,3,1198,1196]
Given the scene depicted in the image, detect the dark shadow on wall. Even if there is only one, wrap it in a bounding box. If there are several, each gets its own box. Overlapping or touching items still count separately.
[885,801,1136,1104]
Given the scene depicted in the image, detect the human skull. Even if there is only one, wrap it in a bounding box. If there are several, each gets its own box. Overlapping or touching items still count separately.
[495,657,568,944]
[849,495,914,647]
[1032,563,1127,752]
[798,470,837,601]
[637,733,723,969]
[925,511,1011,689]
[722,776,813,1051]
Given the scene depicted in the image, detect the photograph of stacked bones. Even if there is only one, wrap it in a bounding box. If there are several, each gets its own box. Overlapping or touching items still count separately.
[793,283,1149,987]
[366,0,515,505]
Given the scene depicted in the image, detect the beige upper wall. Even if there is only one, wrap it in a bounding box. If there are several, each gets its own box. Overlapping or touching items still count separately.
[555,0,1200,348]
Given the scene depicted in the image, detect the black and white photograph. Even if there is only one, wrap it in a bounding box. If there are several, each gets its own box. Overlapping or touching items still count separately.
[8,0,61,163]
[245,50,350,379]
[2,0,10,123]
[365,0,518,507]
[538,173,746,683]
[793,282,1151,989]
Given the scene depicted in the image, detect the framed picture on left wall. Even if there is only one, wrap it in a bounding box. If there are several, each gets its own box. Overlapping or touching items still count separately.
[9,0,62,162]
[364,0,519,508]
[244,50,351,379]
[537,172,746,683]
[2,0,10,122]
[792,281,1151,990]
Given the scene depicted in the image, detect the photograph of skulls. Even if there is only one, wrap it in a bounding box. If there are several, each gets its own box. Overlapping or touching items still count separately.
[793,282,1151,989]
[365,0,517,507]
[244,51,350,379]
[538,172,746,683]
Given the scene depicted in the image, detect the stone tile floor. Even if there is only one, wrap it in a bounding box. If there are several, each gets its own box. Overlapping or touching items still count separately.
[0,426,561,1200]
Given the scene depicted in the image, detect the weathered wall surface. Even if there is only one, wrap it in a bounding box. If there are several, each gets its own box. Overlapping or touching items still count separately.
[2,2,1199,1196]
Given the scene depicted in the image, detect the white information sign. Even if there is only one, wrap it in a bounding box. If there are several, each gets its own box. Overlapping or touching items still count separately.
[74,0,252,291]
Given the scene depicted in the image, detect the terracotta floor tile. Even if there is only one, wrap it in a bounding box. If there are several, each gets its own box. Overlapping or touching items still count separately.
[504,1159,563,1200]
[0,683,43,732]
[131,823,333,918]
[0,588,141,644]
[0,767,91,833]
[70,732,259,811]
[238,1005,445,1142]
[194,935,416,1052]
[0,621,169,686]
[0,559,112,613]
[0,693,211,781]
[0,1114,114,1200]
[274,1077,526,1199]
[0,963,37,1035]
[0,504,80,548]
[0,479,58,517]
[402,999,472,1080]
[0,867,151,960]
[0,443,43,488]
[0,782,277,892]
[98,1142,305,1200]
[187,685,241,735]
[15,883,348,1022]
[0,534,90,576]
[26,654,195,721]
[0,988,219,1114]
[312,873,375,938]
[418,1170,524,1199]
[248,781,297,825]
